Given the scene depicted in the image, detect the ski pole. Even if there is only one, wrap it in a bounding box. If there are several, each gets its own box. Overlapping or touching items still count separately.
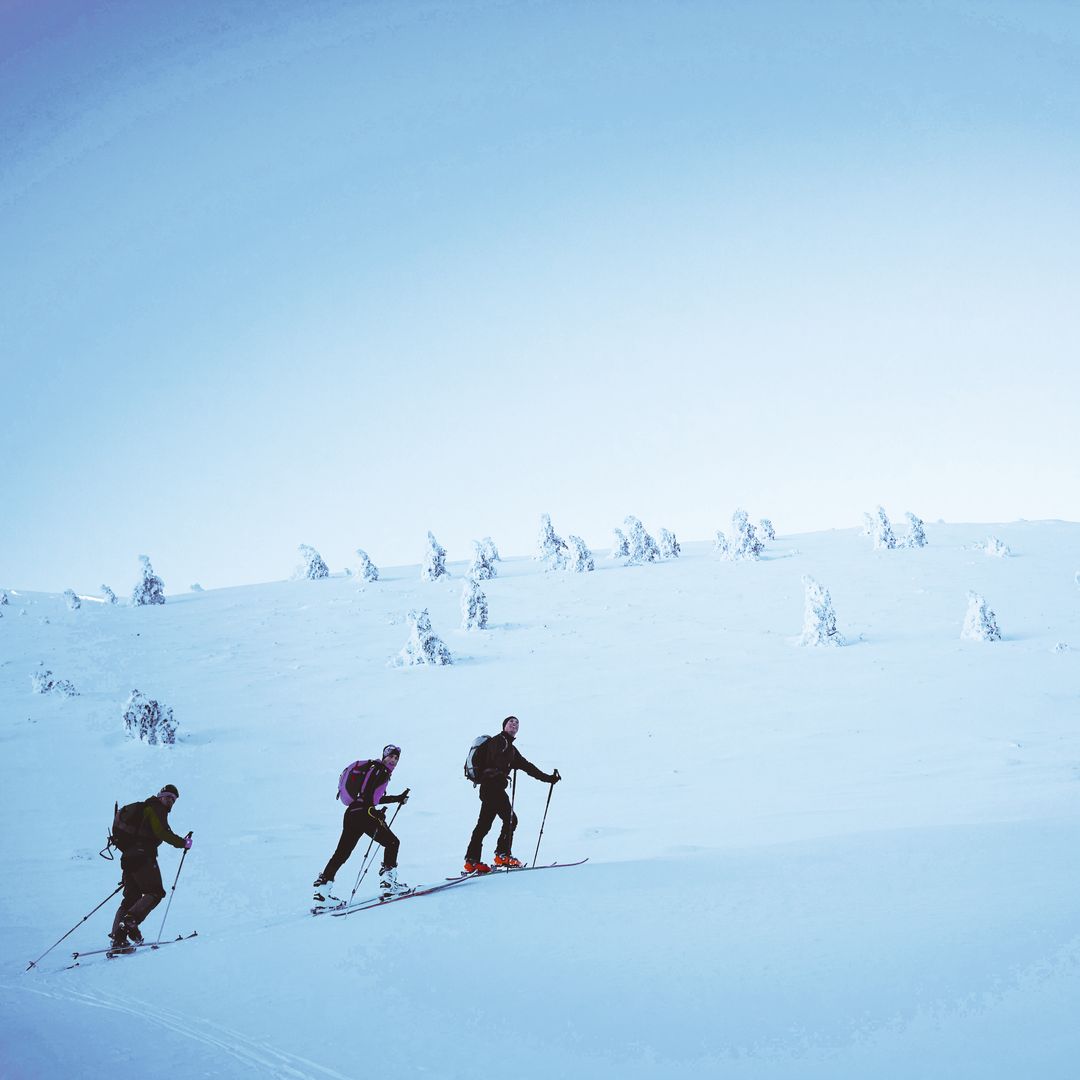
[530,770,560,868]
[26,883,124,971]
[348,791,408,905]
[506,770,518,872]
[155,832,192,946]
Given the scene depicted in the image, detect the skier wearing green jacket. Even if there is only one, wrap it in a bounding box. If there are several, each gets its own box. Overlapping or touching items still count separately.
[109,784,191,947]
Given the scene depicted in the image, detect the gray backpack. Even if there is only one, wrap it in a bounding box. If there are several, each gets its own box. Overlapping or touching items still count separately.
[463,735,492,785]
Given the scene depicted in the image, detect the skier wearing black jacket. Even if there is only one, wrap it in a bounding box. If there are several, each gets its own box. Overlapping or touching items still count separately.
[313,744,411,899]
[464,716,559,873]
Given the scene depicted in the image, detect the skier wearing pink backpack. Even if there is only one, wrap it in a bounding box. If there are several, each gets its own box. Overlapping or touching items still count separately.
[313,744,410,899]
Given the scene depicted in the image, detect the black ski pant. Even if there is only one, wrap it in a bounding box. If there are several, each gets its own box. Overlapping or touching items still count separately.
[111,854,165,936]
[466,782,517,862]
[322,806,399,881]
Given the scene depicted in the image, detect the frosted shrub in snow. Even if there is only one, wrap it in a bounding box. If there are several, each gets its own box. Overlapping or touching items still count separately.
[537,514,568,568]
[461,579,489,630]
[861,513,875,537]
[31,666,79,696]
[189,582,204,592]
[961,592,1001,642]
[421,532,449,581]
[567,535,595,572]
[799,576,844,647]
[984,537,1011,558]
[0,590,8,605]
[469,540,497,581]
[758,519,776,542]
[900,512,927,548]
[101,584,118,604]
[297,544,330,580]
[714,531,730,558]
[480,537,500,563]
[395,609,452,666]
[869,507,897,550]
[730,509,764,561]
[131,555,166,605]
[354,549,379,582]
[64,589,81,611]
[624,516,660,565]
[659,529,681,559]
[611,528,629,559]
[123,690,177,745]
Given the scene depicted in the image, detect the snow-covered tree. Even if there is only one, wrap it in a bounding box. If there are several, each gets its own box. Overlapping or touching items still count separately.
[731,509,765,560]
[31,666,79,695]
[870,507,897,550]
[421,532,449,581]
[984,537,1011,558]
[659,528,681,559]
[123,690,177,745]
[714,530,730,558]
[1,590,9,605]
[799,576,844,647]
[64,589,81,611]
[900,512,927,549]
[480,537,500,563]
[131,555,166,605]
[101,584,118,604]
[861,513,875,537]
[461,579,489,630]
[758,518,776,542]
[567,535,595,572]
[537,514,569,568]
[354,548,379,582]
[611,528,629,559]
[297,544,329,580]
[395,608,453,665]
[961,592,1001,642]
[469,540,497,581]
[624,516,660,565]
[189,583,204,592]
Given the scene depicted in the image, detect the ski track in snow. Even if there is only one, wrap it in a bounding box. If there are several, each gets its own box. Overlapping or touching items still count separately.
[10,980,353,1080]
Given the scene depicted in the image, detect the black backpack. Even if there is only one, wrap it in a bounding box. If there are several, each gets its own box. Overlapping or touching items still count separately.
[109,799,147,853]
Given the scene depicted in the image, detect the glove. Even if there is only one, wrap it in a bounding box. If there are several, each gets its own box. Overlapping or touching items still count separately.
[548,769,561,785]
[183,834,193,850]
[398,789,410,805]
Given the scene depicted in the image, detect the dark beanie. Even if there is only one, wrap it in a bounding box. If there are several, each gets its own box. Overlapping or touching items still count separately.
[159,783,180,799]
[502,716,518,731]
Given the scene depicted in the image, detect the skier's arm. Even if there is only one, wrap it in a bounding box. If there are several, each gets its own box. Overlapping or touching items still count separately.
[511,747,553,783]
[144,804,186,848]
[380,787,410,805]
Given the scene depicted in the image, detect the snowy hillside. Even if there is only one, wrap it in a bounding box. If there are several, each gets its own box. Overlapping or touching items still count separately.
[3,521,1080,1079]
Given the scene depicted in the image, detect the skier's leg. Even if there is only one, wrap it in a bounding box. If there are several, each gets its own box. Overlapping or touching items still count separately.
[110,861,142,938]
[121,860,166,928]
[466,789,500,862]
[493,790,518,858]
[322,809,364,881]
[372,821,400,870]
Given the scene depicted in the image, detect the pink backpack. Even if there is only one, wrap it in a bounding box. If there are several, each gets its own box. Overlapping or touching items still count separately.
[337,760,375,805]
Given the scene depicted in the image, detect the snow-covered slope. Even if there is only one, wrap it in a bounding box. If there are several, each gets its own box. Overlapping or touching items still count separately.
[3,522,1079,1078]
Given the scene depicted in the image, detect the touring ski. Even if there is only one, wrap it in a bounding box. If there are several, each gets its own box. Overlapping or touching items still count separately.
[328,875,476,917]
[67,931,198,968]
[446,858,588,881]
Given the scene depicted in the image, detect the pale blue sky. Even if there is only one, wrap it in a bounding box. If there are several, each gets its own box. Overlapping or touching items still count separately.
[2,1,1078,592]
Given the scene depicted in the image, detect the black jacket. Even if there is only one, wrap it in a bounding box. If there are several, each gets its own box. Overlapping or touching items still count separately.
[475,733,550,788]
